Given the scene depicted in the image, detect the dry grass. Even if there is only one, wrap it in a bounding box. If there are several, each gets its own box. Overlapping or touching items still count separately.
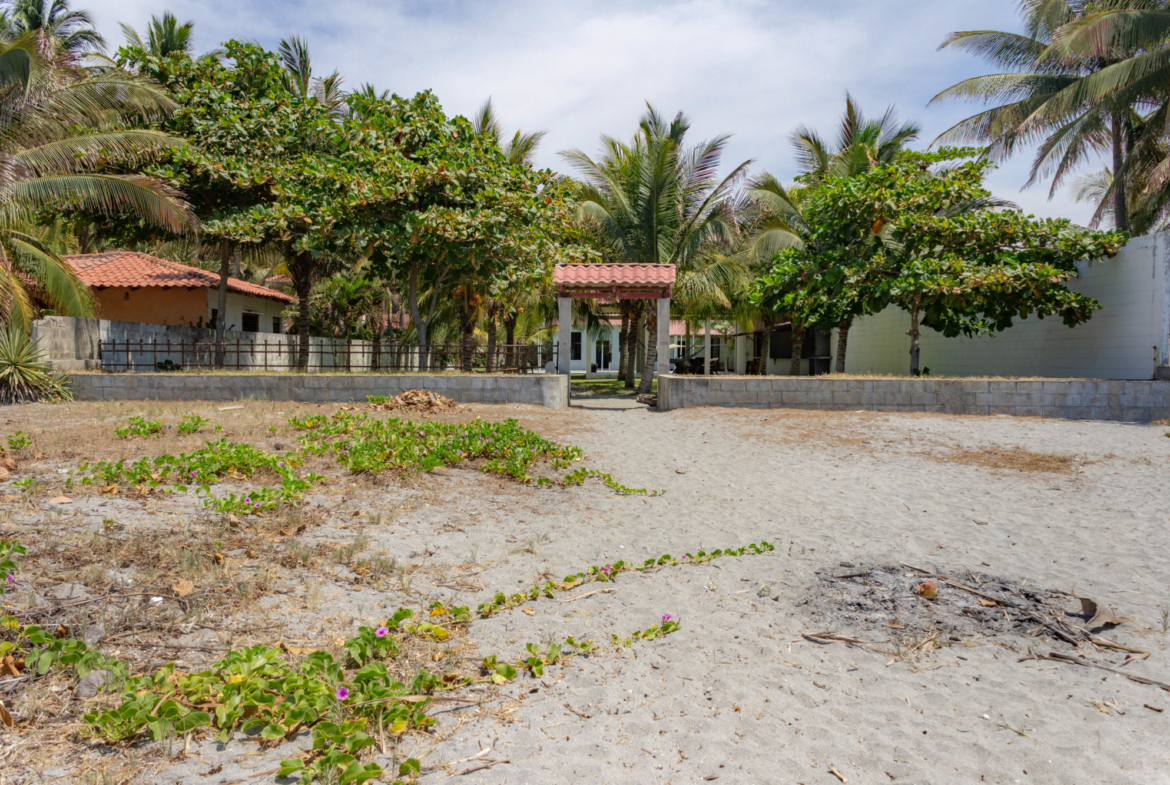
[934,445,1080,474]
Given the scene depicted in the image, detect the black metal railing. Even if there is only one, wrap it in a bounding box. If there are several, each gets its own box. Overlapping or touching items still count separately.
[98,339,556,374]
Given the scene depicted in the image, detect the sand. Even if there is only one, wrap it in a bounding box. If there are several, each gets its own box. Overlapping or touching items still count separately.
[5,396,1170,784]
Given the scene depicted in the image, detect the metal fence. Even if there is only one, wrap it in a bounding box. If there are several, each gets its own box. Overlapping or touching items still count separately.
[98,339,555,374]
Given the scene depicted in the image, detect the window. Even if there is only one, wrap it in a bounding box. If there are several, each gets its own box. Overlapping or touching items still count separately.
[210,309,218,329]
[272,316,282,334]
[241,312,260,333]
[570,331,582,361]
[710,336,721,360]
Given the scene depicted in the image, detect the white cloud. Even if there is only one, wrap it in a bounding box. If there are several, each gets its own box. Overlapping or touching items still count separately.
[85,0,1100,223]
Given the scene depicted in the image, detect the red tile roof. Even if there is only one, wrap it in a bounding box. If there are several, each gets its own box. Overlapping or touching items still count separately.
[64,252,294,303]
[553,263,676,288]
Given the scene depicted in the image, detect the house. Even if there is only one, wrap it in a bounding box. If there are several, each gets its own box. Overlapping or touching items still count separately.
[65,251,294,333]
[552,319,733,375]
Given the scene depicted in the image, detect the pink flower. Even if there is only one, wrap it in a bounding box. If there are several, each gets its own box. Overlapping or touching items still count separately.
[335,686,350,700]
[5,573,14,583]
[661,613,672,623]
[375,626,389,638]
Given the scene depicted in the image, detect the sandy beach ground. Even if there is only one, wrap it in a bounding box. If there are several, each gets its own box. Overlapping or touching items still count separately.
[2,394,1168,784]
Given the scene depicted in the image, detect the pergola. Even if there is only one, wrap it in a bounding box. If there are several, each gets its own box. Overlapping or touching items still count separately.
[552,263,676,377]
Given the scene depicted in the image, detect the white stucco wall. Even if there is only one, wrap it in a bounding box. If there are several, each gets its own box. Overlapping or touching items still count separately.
[206,290,289,334]
[836,231,1170,380]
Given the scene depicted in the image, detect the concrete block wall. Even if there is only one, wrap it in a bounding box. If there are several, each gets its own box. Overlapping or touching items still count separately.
[838,232,1170,380]
[68,373,570,410]
[32,316,411,372]
[656,375,1170,422]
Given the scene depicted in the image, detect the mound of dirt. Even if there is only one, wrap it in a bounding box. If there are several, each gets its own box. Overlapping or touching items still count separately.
[370,389,459,413]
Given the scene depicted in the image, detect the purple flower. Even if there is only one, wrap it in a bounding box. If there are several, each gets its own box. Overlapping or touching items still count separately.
[335,686,350,701]
[278,462,285,467]
[375,626,389,638]
[5,573,14,583]
[190,470,197,477]
[661,613,673,623]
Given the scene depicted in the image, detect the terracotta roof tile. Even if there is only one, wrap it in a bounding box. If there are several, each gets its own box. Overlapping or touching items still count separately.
[64,252,294,303]
[553,263,675,288]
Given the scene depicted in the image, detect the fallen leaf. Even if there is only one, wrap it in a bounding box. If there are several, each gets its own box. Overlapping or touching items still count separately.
[431,651,446,662]
[278,642,313,655]
[521,608,536,616]
[101,485,118,494]
[1,458,16,470]
[978,598,998,607]
[1075,595,1127,630]
[0,700,12,728]
[172,579,195,597]
[279,528,294,537]
[55,624,69,639]
[48,496,72,505]
[675,469,687,474]
[212,553,225,566]
[0,655,22,676]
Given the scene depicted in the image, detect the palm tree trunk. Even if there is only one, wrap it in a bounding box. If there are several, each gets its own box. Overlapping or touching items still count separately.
[637,307,657,395]
[624,309,641,389]
[908,301,921,375]
[1111,111,1129,233]
[756,322,770,376]
[835,319,851,374]
[214,241,230,367]
[789,325,803,377]
[617,308,629,383]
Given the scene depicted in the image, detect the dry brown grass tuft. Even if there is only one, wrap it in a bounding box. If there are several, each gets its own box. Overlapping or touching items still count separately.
[935,445,1080,474]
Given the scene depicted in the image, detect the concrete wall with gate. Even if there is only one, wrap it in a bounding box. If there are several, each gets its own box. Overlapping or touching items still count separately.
[837,232,1170,380]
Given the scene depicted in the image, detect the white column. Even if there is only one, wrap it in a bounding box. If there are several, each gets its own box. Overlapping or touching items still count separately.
[584,330,593,379]
[656,297,671,377]
[557,296,572,376]
[704,319,711,376]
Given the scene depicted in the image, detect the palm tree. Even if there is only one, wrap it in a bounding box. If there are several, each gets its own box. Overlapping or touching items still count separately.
[0,32,195,327]
[930,1,1161,232]
[1,0,103,55]
[791,93,920,183]
[473,97,547,167]
[278,36,345,113]
[120,11,194,58]
[562,104,749,394]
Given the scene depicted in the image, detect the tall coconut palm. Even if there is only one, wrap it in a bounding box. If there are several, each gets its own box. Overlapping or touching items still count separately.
[0,32,195,327]
[277,36,345,113]
[473,97,547,167]
[1,0,103,55]
[562,104,749,394]
[120,11,194,59]
[930,0,1164,232]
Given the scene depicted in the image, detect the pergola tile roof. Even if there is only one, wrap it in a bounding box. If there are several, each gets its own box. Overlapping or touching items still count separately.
[553,263,676,287]
[64,252,294,303]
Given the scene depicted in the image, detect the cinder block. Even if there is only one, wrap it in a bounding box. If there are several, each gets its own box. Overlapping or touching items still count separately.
[781,391,809,405]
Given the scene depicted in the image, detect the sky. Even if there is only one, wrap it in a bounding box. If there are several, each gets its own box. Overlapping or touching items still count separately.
[82,0,1099,224]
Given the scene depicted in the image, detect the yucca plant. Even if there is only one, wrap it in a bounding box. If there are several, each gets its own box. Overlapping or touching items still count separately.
[0,326,71,403]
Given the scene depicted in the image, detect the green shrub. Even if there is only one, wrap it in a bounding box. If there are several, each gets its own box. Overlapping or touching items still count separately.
[0,328,72,404]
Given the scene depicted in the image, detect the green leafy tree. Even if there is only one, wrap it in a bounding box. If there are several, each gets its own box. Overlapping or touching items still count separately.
[755,149,1128,375]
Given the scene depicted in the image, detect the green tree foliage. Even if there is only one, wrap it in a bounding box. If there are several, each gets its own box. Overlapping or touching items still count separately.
[753,150,1128,374]
[0,0,103,55]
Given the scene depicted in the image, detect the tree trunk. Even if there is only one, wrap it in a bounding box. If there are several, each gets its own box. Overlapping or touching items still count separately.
[835,319,851,374]
[789,326,803,377]
[756,323,770,376]
[214,242,231,367]
[457,291,476,373]
[624,308,641,389]
[292,252,314,371]
[1111,111,1129,233]
[407,263,427,371]
[486,311,497,373]
[908,301,921,375]
[372,320,382,371]
[617,308,629,383]
[637,308,657,395]
[504,316,517,370]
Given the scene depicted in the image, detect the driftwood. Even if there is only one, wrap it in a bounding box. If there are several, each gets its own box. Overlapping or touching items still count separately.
[1036,652,1170,692]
